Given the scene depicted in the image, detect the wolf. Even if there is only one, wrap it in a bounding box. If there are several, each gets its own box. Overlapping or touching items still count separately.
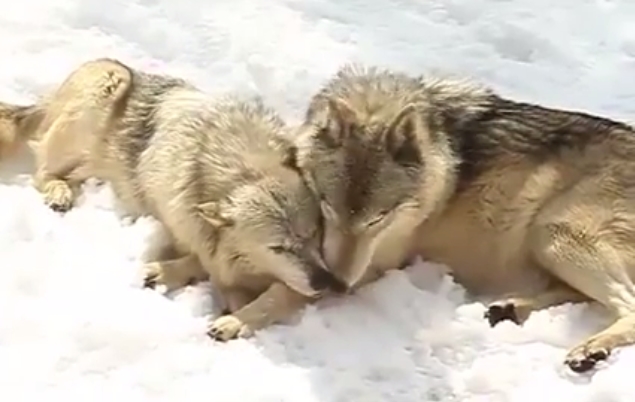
[0,58,344,341]
[292,63,635,373]
[291,65,457,291]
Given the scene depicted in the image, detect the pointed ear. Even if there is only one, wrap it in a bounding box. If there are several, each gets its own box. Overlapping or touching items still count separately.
[196,201,234,228]
[384,104,422,167]
[327,97,357,125]
[314,97,358,149]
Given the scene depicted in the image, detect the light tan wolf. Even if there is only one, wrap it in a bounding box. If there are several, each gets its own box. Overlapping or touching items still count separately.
[292,63,635,373]
[0,58,345,341]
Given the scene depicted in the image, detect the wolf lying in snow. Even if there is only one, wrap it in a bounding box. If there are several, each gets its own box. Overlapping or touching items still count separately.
[292,63,635,373]
[0,58,345,340]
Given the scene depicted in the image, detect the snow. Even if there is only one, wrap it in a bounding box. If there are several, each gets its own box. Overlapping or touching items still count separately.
[1,0,635,400]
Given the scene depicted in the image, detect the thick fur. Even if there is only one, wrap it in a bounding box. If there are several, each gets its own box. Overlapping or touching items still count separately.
[1,58,344,341]
[294,63,635,373]
[0,102,44,162]
[293,65,464,289]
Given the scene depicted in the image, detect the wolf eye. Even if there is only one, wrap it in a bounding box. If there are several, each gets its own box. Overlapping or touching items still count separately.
[269,245,288,254]
[366,210,390,227]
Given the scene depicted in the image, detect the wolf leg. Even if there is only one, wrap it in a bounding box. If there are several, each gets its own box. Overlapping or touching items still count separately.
[33,166,80,212]
[207,282,312,341]
[564,314,635,373]
[485,282,589,326]
[219,289,256,315]
[143,254,208,292]
[530,218,635,373]
[31,59,132,212]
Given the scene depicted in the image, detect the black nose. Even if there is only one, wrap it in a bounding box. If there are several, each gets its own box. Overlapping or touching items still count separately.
[308,267,348,294]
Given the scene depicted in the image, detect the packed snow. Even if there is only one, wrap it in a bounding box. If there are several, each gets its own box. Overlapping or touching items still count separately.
[1,0,635,401]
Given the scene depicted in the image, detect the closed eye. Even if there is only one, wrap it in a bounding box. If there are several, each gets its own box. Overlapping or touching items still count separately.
[269,245,296,255]
[366,210,389,227]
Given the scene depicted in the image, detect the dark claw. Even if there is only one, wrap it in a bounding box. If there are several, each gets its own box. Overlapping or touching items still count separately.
[143,275,157,289]
[207,327,228,342]
[566,357,598,373]
[484,303,519,327]
[48,203,70,213]
[589,349,609,361]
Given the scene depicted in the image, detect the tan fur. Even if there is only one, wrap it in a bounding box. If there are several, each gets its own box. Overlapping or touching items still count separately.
[0,102,44,162]
[294,65,470,289]
[1,58,345,341]
[296,63,635,373]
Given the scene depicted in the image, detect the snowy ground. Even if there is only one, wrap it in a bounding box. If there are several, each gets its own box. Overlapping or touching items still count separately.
[1,0,635,401]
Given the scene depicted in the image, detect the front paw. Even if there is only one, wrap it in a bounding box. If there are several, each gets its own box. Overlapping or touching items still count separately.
[207,315,253,342]
[142,262,165,290]
[43,182,74,213]
[564,338,611,373]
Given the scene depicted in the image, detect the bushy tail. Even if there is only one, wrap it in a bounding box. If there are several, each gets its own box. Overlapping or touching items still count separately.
[0,101,43,161]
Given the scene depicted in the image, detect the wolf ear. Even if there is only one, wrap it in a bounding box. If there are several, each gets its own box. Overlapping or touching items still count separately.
[314,97,357,148]
[327,97,357,125]
[196,201,234,228]
[384,104,422,167]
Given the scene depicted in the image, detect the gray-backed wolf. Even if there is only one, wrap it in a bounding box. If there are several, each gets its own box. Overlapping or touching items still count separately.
[0,58,344,341]
[293,63,635,373]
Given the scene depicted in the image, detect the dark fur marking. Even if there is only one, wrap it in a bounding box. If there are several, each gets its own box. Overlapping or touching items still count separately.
[316,126,343,149]
[343,136,385,216]
[308,265,347,293]
[281,144,300,171]
[385,119,422,168]
[446,95,635,187]
[119,72,189,199]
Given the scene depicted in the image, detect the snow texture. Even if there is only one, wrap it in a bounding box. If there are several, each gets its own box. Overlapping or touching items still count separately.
[1,0,635,401]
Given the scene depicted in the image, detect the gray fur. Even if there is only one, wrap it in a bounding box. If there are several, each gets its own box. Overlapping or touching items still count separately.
[295,63,635,373]
[0,58,344,341]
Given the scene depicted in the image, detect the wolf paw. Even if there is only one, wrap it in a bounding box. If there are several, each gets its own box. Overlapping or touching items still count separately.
[484,301,520,327]
[207,315,252,342]
[564,339,611,373]
[142,263,163,290]
[142,262,195,292]
[43,182,74,213]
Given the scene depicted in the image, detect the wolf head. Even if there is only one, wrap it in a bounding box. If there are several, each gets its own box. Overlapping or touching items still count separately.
[197,162,347,298]
[291,96,438,289]
[289,65,493,289]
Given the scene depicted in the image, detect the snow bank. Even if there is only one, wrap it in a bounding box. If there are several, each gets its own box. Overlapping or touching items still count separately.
[1,1,635,401]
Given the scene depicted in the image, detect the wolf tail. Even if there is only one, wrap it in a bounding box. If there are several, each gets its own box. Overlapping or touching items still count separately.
[0,101,44,161]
